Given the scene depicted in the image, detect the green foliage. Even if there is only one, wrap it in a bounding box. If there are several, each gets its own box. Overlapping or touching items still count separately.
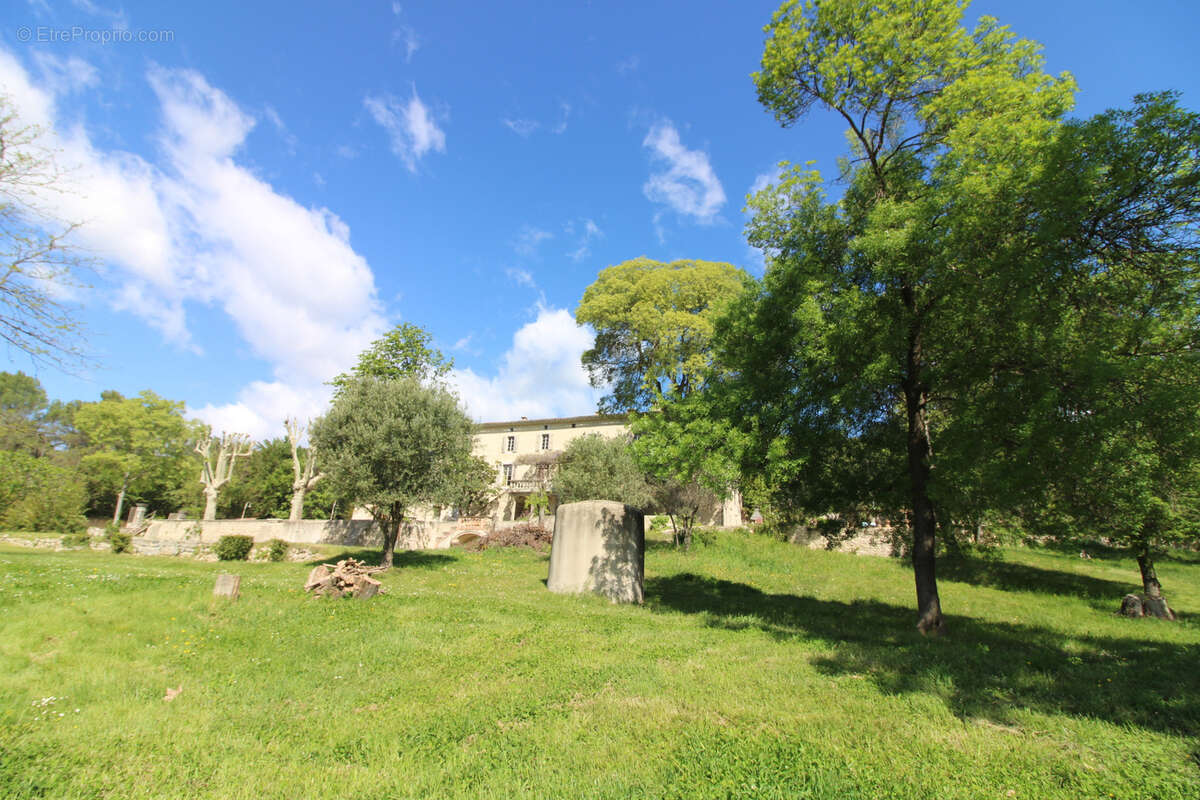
[577,257,747,412]
[0,450,87,533]
[552,434,652,509]
[0,371,47,415]
[74,390,197,520]
[329,322,452,396]
[266,538,289,562]
[525,490,550,519]
[219,438,295,519]
[105,528,131,553]
[312,376,477,566]
[214,535,254,561]
[60,531,91,548]
[448,455,499,518]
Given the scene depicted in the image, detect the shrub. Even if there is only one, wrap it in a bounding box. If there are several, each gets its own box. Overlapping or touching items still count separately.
[266,538,289,562]
[215,535,254,561]
[0,451,88,533]
[106,529,132,553]
[61,531,91,548]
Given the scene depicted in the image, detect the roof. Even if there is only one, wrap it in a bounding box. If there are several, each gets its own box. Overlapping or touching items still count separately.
[475,413,628,431]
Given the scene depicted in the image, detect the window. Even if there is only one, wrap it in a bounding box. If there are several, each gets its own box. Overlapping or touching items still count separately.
[502,464,513,485]
[505,435,516,452]
[541,433,550,450]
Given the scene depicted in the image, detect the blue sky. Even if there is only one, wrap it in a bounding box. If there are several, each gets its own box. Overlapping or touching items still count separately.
[3,0,1198,438]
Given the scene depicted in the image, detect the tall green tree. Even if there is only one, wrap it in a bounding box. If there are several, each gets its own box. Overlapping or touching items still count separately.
[576,258,747,412]
[74,390,195,524]
[329,322,452,396]
[727,0,1076,633]
[984,94,1200,618]
[312,377,479,568]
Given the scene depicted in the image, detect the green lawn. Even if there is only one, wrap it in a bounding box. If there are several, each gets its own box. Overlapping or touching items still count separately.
[1,531,1196,799]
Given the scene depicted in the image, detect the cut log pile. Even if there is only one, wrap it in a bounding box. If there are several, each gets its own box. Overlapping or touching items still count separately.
[304,558,385,599]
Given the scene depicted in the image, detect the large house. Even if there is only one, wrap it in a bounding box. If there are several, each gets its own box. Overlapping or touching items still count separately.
[473,413,629,521]
[472,413,741,527]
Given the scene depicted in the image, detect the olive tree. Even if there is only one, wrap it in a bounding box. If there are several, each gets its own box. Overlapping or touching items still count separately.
[311,377,478,568]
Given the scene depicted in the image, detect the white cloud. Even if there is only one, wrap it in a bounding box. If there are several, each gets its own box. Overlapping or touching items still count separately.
[188,379,333,441]
[564,217,602,262]
[616,55,640,75]
[334,143,359,159]
[0,50,389,440]
[505,267,536,288]
[513,225,552,257]
[502,117,539,137]
[364,88,446,172]
[32,52,99,95]
[642,120,725,224]
[450,305,599,422]
[551,102,570,135]
[392,27,420,62]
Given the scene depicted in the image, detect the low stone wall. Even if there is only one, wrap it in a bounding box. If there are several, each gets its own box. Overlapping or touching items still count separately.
[140,518,492,550]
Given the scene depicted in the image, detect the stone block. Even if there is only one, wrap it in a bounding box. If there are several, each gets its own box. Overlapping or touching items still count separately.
[213,573,240,600]
[547,500,644,603]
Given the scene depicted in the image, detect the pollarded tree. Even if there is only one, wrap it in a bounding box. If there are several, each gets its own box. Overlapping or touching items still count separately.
[196,432,252,521]
[285,417,323,521]
[576,258,747,413]
[311,377,478,568]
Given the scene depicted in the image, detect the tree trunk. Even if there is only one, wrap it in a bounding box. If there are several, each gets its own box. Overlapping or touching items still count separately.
[1136,549,1176,621]
[289,487,306,522]
[903,325,944,636]
[111,476,129,525]
[380,502,403,569]
[202,488,219,521]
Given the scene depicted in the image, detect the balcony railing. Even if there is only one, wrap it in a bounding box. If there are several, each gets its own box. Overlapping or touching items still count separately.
[506,478,549,492]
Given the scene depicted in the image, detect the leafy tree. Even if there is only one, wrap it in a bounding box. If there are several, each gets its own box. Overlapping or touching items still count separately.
[631,398,740,550]
[725,0,1200,631]
[451,455,501,518]
[576,258,747,412]
[329,322,452,396]
[724,0,1076,634]
[0,98,89,367]
[984,94,1200,618]
[552,434,652,509]
[0,370,48,455]
[219,437,294,519]
[312,377,477,568]
[0,450,86,533]
[74,390,195,523]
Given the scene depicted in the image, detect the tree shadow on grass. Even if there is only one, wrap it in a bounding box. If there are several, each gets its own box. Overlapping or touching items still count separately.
[305,549,457,569]
[938,555,1135,609]
[645,573,1200,738]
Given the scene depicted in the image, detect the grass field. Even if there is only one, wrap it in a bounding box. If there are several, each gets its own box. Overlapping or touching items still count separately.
[1,530,1197,799]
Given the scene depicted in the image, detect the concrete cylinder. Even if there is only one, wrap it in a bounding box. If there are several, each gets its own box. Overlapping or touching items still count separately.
[547,500,645,603]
